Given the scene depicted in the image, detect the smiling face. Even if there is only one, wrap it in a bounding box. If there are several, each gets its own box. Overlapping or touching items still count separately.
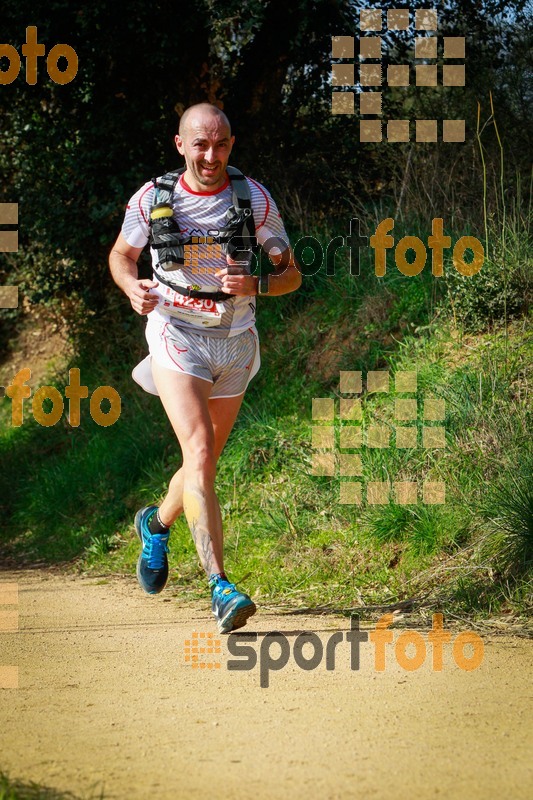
[175,106,235,192]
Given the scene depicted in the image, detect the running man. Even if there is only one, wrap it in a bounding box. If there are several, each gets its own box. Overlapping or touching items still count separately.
[109,103,301,633]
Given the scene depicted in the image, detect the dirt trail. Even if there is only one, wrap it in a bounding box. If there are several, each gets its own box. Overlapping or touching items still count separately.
[0,570,531,800]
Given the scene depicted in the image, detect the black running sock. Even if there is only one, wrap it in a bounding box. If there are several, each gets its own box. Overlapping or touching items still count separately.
[148,509,169,534]
[210,572,229,584]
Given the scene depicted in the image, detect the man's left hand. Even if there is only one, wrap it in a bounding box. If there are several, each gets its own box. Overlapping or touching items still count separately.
[214,259,258,296]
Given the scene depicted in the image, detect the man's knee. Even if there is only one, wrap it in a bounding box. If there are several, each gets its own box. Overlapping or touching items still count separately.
[183,441,216,482]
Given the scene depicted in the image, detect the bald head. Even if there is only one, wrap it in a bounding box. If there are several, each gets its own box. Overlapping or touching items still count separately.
[175,103,235,192]
[179,104,231,138]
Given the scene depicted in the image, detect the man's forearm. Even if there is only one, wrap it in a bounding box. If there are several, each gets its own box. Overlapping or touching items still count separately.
[259,264,302,296]
[259,245,302,296]
[109,250,139,295]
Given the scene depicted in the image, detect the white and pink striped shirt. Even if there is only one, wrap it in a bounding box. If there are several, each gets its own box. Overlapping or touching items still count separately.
[121,170,289,337]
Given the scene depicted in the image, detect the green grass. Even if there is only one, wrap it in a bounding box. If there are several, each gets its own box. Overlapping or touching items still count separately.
[0,771,104,800]
[0,220,530,620]
[480,457,533,576]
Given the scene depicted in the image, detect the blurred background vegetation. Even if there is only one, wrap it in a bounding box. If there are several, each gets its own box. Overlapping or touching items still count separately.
[0,0,531,623]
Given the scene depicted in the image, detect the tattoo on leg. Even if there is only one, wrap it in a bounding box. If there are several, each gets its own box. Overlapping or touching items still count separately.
[200,532,214,576]
[190,520,214,576]
[183,488,217,576]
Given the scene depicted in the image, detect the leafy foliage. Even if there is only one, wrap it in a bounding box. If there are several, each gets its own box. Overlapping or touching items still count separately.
[0,0,531,319]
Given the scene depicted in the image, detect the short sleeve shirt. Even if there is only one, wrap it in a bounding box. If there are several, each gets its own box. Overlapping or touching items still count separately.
[121,170,289,337]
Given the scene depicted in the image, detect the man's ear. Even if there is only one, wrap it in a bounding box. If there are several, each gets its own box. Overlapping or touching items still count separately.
[175,134,184,155]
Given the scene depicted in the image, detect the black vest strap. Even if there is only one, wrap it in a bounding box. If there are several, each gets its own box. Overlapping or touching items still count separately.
[155,271,235,302]
[148,165,257,275]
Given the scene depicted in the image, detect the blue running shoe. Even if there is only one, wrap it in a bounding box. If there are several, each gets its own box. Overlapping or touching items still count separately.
[210,574,256,634]
[135,505,170,595]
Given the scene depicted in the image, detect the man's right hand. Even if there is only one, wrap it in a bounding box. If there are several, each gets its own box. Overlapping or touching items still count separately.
[127,279,160,315]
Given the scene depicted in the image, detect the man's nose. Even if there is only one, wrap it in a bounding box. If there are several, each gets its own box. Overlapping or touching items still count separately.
[204,147,215,163]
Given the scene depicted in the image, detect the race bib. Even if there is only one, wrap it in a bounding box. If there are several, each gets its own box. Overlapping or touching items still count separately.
[160,286,225,327]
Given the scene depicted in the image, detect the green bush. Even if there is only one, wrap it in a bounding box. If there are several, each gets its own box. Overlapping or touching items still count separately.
[480,455,533,576]
[443,251,529,331]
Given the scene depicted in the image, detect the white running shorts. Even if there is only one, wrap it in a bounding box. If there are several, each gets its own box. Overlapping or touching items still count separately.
[132,318,260,399]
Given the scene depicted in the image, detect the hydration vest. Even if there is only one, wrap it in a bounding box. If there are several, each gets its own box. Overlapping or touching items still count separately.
[148,165,257,301]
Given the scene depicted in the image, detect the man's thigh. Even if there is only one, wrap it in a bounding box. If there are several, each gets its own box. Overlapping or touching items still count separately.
[151,362,213,455]
[151,361,244,460]
[209,393,246,461]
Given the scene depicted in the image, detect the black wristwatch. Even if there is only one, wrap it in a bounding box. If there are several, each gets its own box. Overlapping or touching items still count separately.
[257,274,270,295]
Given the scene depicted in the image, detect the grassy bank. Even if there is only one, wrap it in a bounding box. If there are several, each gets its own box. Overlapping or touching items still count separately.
[0,220,531,621]
[0,770,102,800]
